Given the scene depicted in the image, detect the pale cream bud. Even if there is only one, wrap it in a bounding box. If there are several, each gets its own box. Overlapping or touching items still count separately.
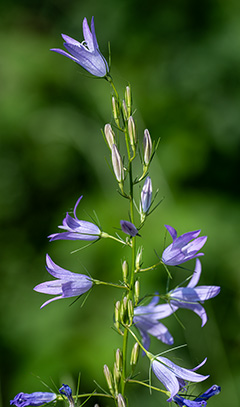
[122,99,128,121]
[103,364,114,395]
[143,129,152,165]
[122,260,128,284]
[111,144,124,182]
[104,124,115,149]
[117,394,126,407]
[125,85,132,116]
[130,342,140,368]
[134,280,140,305]
[128,116,136,148]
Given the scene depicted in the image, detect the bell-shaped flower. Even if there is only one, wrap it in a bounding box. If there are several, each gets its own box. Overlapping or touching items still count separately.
[120,220,139,237]
[10,391,56,406]
[151,356,209,401]
[140,176,152,216]
[51,17,109,77]
[162,225,207,266]
[48,196,101,242]
[134,296,174,349]
[167,259,220,326]
[34,255,93,308]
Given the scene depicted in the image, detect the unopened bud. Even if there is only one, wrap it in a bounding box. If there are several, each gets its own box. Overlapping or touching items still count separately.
[117,394,126,407]
[128,299,133,323]
[122,99,128,121]
[112,96,120,127]
[130,342,140,368]
[125,86,132,116]
[122,260,128,284]
[103,365,114,395]
[128,116,136,149]
[135,246,143,270]
[134,280,140,305]
[140,176,152,217]
[111,144,124,182]
[115,349,122,373]
[143,129,152,166]
[104,124,115,149]
[113,362,121,385]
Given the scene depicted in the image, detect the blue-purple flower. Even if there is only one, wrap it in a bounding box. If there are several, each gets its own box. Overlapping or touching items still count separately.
[51,17,109,77]
[162,225,207,266]
[34,254,93,308]
[133,296,174,349]
[173,384,221,406]
[10,391,56,406]
[140,176,152,217]
[59,384,74,406]
[120,220,139,237]
[167,259,220,326]
[48,196,101,242]
[151,356,209,401]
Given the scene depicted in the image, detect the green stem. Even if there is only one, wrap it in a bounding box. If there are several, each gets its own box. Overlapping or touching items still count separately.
[121,328,128,396]
[93,279,127,290]
[127,379,168,395]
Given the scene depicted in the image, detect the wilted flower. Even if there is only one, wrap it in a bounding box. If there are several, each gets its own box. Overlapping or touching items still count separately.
[10,391,56,406]
[51,17,109,77]
[133,296,174,349]
[167,259,220,326]
[59,384,74,407]
[34,254,93,308]
[194,384,221,401]
[48,196,101,242]
[140,176,152,216]
[151,356,209,401]
[162,225,207,266]
[173,395,206,407]
[120,220,139,237]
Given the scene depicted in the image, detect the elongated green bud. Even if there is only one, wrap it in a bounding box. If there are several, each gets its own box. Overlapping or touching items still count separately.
[125,85,132,117]
[112,96,120,127]
[143,129,152,165]
[128,299,133,324]
[104,124,115,149]
[134,280,140,306]
[128,116,136,149]
[117,394,126,407]
[115,348,122,373]
[103,364,114,395]
[111,144,124,182]
[130,342,140,368]
[122,99,128,121]
[135,246,143,270]
[122,260,128,284]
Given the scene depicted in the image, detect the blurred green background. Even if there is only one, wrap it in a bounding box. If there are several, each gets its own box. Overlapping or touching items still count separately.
[1,0,240,406]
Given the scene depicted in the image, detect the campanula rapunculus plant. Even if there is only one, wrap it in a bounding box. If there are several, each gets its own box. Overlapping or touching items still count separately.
[166,259,220,326]
[151,356,209,401]
[162,225,207,266]
[10,391,56,406]
[34,254,93,308]
[133,296,174,349]
[48,196,101,242]
[51,17,109,77]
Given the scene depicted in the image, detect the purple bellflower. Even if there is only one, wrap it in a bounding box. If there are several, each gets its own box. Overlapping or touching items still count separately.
[151,356,209,401]
[48,196,101,242]
[10,391,56,407]
[59,384,74,407]
[167,259,220,326]
[120,220,139,237]
[194,384,221,401]
[133,296,174,349]
[34,254,93,308]
[173,395,206,407]
[140,176,152,215]
[162,225,207,266]
[51,17,109,77]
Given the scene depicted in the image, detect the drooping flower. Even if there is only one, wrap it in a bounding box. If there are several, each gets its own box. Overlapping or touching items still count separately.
[140,176,152,215]
[51,17,109,77]
[167,259,220,326]
[48,196,101,242]
[151,356,209,401]
[59,384,74,407]
[194,384,221,401]
[162,225,207,266]
[34,254,93,308]
[10,391,56,406]
[173,395,206,407]
[133,296,174,349]
[120,220,139,237]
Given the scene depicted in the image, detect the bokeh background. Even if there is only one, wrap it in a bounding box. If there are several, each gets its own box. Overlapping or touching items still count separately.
[1,0,240,406]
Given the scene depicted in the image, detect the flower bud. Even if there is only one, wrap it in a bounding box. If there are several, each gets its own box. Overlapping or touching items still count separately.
[135,246,143,270]
[140,176,152,220]
[143,129,152,165]
[117,394,126,407]
[125,85,132,117]
[134,280,140,305]
[128,116,136,149]
[104,124,115,149]
[122,260,128,284]
[115,348,122,373]
[130,342,140,368]
[122,99,128,121]
[115,300,121,330]
[111,144,124,182]
[103,364,114,395]
[112,96,120,127]
[128,299,133,323]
